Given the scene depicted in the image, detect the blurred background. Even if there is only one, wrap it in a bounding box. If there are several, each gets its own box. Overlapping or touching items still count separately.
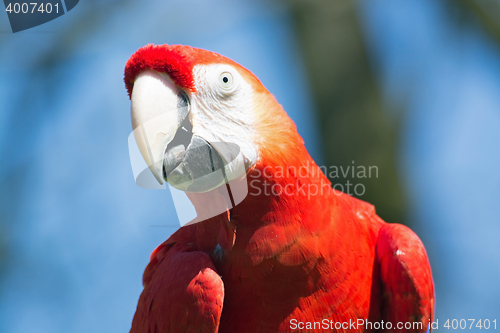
[0,0,499,332]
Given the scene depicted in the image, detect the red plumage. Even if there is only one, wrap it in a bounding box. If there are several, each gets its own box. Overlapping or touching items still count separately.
[125,45,435,333]
[124,44,236,97]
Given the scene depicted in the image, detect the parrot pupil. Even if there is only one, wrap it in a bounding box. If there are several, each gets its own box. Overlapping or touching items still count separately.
[223,76,228,83]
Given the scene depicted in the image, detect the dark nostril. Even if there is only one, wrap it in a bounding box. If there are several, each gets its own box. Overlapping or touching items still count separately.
[178,91,190,121]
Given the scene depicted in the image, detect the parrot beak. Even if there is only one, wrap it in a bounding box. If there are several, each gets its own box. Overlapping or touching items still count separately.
[130,69,244,194]
[131,70,190,185]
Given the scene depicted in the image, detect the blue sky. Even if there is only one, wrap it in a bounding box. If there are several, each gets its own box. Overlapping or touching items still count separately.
[1,0,499,332]
[0,1,320,332]
[360,0,500,326]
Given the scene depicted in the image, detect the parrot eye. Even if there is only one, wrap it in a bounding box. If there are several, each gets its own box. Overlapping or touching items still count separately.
[218,72,233,91]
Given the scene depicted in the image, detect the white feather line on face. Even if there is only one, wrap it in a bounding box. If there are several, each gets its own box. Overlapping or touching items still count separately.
[190,64,258,179]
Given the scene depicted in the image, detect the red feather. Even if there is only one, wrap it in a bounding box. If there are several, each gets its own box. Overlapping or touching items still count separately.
[126,45,435,333]
[124,44,241,98]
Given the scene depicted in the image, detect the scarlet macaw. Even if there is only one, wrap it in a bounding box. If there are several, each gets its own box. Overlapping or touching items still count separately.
[124,44,434,333]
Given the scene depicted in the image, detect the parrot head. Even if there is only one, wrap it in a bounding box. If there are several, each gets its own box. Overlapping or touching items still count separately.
[125,44,301,193]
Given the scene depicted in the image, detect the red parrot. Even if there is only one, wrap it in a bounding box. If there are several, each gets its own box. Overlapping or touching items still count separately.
[124,44,434,333]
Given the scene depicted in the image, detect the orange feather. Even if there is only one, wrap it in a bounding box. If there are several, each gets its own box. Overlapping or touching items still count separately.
[126,45,434,333]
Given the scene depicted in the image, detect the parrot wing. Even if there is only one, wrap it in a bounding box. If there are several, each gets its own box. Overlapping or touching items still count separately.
[376,223,435,332]
[130,237,224,333]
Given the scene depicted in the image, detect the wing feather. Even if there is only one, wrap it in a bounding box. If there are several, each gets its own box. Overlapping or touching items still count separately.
[376,224,434,332]
[130,242,224,333]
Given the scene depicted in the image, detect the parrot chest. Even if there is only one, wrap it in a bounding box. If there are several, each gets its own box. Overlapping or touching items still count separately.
[211,215,382,332]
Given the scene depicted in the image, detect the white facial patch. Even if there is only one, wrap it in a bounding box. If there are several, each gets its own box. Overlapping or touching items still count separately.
[190,64,258,180]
